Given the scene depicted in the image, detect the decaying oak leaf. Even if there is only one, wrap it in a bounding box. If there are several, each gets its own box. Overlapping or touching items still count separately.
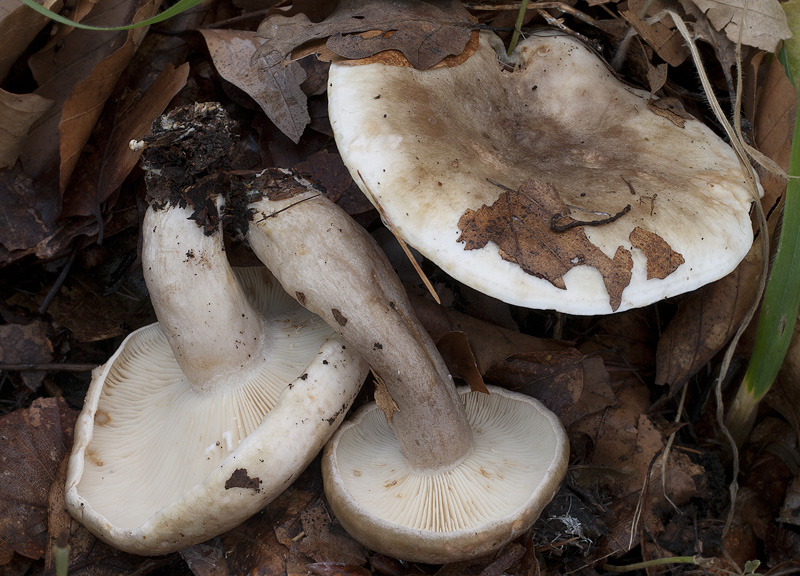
[201,29,310,144]
[629,226,685,279]
[0,321,53,390]
[256,0,473,70]
[457,179,634,311]
[0,398,76,564]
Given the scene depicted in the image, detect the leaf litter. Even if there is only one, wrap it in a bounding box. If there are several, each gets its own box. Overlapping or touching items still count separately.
[1,0,799,574]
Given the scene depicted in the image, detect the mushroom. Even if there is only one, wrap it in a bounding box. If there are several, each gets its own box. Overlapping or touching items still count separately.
[327,30,757,314]
[65,195,368,555]
[246,185,569,563]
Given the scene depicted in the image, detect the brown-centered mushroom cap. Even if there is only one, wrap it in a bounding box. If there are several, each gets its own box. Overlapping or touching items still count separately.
[328,31,756,314]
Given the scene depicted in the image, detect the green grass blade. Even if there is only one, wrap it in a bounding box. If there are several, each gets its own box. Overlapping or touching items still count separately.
[733,15,800,434]
[18,0,204,31]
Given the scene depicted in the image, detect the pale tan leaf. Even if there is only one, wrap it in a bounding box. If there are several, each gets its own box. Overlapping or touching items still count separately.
[688,0,791,51]
[0,0,62,82]
[0,398,76,562]
[200,29,309,143]
[0,89,53,169]
[373,372,399,423]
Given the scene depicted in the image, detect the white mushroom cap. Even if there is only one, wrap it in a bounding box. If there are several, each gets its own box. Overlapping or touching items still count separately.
[328,31,757,314]
[65,202,368,554]
[322,385,569,563]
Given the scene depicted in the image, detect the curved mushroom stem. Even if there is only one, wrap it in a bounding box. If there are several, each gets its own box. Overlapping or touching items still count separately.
[142,198,269,392]
[247,189,473,471]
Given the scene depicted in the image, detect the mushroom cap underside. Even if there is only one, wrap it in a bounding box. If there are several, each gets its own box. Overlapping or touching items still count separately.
[322,385,569,563]
[328,31,757,314]
[65,267,368,555]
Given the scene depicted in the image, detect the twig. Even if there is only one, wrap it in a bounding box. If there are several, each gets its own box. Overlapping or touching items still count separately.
[357,171,440,305]
[38,248,78,316]
[0,363,98,372]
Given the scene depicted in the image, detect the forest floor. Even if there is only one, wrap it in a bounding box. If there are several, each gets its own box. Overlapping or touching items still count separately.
[1,1,799,575]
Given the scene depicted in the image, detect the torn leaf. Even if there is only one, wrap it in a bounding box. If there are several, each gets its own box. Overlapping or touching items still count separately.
[457,179,634,311]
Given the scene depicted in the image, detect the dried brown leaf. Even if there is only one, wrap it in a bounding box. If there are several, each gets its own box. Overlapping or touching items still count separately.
[436,330,489,394]
[307,562,371,576]
[685,0,791,52]
[296,500,367,566]
[562,357,616,425]
[0,322,53,390]
[457,179,634,311]
[754,56,796,212]
[294,151,358,205]
[0,0,62,82]
[201,29,310,143]
[0,398,76,563]
[0,166,50,256]
[620,0,690,67]
[373,372,399,423]
[256,0,473,70]
[60,62,189,218]
[409,295,571,376]
[0,89,53,169]
[485,350,585,422]
[655,248,761,395]
[213,464,323,576]
[629,226,685,279]
[21,0,159,194]
[180,542,231,576]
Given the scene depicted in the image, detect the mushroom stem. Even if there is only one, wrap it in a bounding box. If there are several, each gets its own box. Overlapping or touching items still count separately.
[247,188,473,471]
[142,198,269,392]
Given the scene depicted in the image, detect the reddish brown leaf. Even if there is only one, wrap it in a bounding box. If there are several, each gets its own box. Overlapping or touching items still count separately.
[21,0,159,195]
[61,62,189,218]
[629,226,685,280]
[457,179,634,311]
[0,398,76,563]
[485,350,585,421]
[436,331,488,394]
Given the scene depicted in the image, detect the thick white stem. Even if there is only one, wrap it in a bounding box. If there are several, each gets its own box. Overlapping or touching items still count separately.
[142,199,269,391]
[247,189,473,471]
